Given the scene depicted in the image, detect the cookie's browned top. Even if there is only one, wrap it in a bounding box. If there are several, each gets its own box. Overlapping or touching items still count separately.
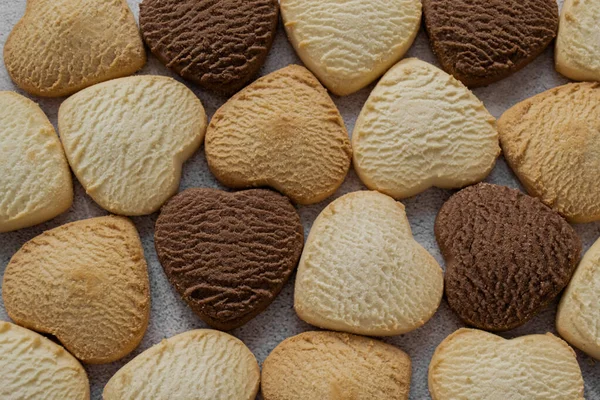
[154,188,303,330]
[422,0,558,86]
[435,183,580,331]
[140,0,278,92]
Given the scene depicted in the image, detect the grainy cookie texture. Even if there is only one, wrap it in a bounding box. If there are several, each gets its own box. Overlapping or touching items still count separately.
[155,188,304,330]
[435,183,581,331]
[422,0,558,86]
[140,0,278,92]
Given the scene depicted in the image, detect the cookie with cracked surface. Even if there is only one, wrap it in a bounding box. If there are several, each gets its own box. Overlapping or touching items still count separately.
[140,0,278,93]
[498,82,600,223]
[0,322,89,400]
[262,331,411,400]
[155,188,304,330]
[422,0,558,87]
[104,329,260,400]
[58,75,207,216]
[557,236,600,359]
[0,92,72,233]
[429,328,584,400]
[556,0,600,82]
[280,0,421,96]
[294,191,443,336]
[353,58,499,199]
[4,0,145,97]
[2,216,150,364]
[435,183,581,331]
[205,65,352,205]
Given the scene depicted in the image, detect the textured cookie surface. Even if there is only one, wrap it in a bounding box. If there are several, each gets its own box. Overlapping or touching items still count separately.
[281,0,421,96]
[104,329,259,400]
[429,329,584,400]
[155,188,303,330]
[140,0,278,92]
[436,183,581,331]
[498,82,600,223]
[557,236,600,359]
[556,0,600,81]
[205,65,352,205]
[262,331,411,400]
[295,191,443,336]
[353,59,499,199]
[3,216,150,364]
[4,0,145,97]
[422,0,558,86]
[0,322,89,400]
[58,75,207,216]
[0,92,72,233]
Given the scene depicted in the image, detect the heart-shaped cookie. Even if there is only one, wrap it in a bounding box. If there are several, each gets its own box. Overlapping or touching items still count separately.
[58,75,207,216]
[154,188,304,330]
[294,191,444,336]
[205,65,352,205]
[429,328,584,400]
[353,58,499,199]
[280,0,422,96]
[2,216,150,364]
[436,183,581,331]
[0,91,72,232]
[4,0,145,97]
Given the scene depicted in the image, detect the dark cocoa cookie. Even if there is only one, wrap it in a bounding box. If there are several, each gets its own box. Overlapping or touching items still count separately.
[155,188,303,330]
[422,0,558,87]
[139,0,279,92]
[435,183,581,331]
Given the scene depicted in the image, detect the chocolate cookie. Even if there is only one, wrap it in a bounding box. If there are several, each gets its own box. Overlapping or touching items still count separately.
[155,188,304,330]
[139,0,278,92]
[422,0,558,87]
[435,183,581,331]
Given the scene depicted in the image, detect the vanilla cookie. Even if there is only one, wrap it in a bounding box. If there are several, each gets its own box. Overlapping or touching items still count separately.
[556,0,600,82]
[557,236,600,359]
[0,321,89,400]
[429,328,584,400]
[280,0,421,96]
[498,82,600,223]
[3,216,150,364]
[205,65,352,205]
[4,0,145,97]
[103,330,259,400]
[353,59,499,199]
[58,76,206,216]
[262,331,411,400]
[294,191,443,336]
[0,92,72,233]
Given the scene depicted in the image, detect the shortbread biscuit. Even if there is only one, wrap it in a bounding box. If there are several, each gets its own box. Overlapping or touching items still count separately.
[262,331,411,400]
[353,59,499,199]
[556,0,600,81]
[280,0,421,96]
[155,188,304,330]
[429,328,584,400]
[498,82,600,223]
[205,65,352,205]
[0,92,72,233]
[3,216,150,364]
[436,183,581,331]
[103,329,259,400]
[557,236,600,359]
[4,0,145,97]
[422,0,558,87]
[0,321,89,400]
[58,75,207,216]
[294,191,443,336]
[140,0,278,92]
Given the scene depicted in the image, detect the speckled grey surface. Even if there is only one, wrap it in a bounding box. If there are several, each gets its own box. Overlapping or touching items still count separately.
[0,1,598,399]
